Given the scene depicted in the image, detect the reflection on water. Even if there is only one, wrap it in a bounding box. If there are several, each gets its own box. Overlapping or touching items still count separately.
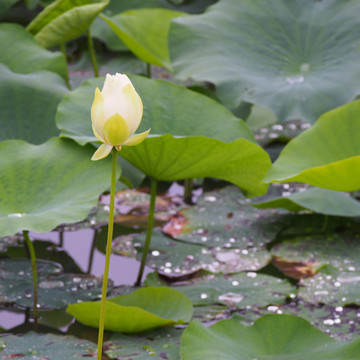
[1,228,152,330]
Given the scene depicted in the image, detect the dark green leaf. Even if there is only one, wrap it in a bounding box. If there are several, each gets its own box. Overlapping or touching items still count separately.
[170,0,360,123]
[0,65,68,144]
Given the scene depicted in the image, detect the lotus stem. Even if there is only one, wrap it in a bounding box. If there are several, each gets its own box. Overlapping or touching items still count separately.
[96,149,117,360]
[58,230,64,247]
[146,63,152,78]
[88,30,99,78]
[60,43,71,89]
[87,230,97,274]
[135,178,157,286]
[184,178,194,204]
[321,214,329,233]
[23,230,38,325]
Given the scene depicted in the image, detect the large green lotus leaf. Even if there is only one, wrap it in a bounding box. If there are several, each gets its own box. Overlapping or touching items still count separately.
[146,272,294,308]
[120,135,269,196]
[180,315,360,360]
[0,65,68,144]
[57,75,269,196]
[101,0,217,15]
[170,0,360,123]
[0,332,96,359]
[105,327,183,360]
[0,23,66,78]
[0,259,107,310]
[0,137,117,237]
[254,188,360,217]
[67,287,193,333]
[264,100,360,191]
[100,9,183,68]
[56,75,254,145]
[26,0,109,48]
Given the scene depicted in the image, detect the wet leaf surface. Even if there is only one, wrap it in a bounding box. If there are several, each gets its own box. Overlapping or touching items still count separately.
[104,327,183,360]
[131,230,271,275]
[299,267,360,307]
[163,186,285,249]
[0,332,96,359]
[145,271,294,308]
[272,232,360,276]
[0,259,107,310]
[236,302,360,341]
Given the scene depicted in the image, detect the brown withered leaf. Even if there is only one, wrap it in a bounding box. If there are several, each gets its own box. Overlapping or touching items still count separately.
[272,256,317,279]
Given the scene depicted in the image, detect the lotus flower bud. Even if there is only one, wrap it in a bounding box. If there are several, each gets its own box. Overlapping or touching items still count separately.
[91,73,150,160]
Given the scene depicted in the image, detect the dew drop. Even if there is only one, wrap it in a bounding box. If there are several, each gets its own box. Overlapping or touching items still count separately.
[335,306,343,312]
[39,280,64,289]
[323,319,334,326]
[267,306,279,312]
[218,292,244,303]
[247,272,257,278]
[151,250,160,256]
[8,213,25,218]
[300,63,310,72]
[200,293,208,299]
[286,75,304,84]
[232,281,239,286]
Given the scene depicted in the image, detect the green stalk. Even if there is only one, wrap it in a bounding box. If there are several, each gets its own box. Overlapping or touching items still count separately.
[96,149,117,360]
[58,230,64,247]
[184,178,194,204]
[135,178,157,286]
[60,43,71,89]
[146,63,151,78]
[87,230,97,274]
[23,230,38,325]
[88,30,99,78]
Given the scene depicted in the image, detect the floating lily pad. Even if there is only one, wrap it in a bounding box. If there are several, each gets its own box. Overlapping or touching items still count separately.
[170,0,360,123]
[67,287,193,333]
[100,9,183,68]
[254,187,360,217]
[27,0,109,48]
[0,137,116,237]
[147,272,293,308]
[0,332,96,359]
[300,267,360,307]
[131,230,271,275]
[264,100,360,191]
[57,75,270,196]
[272,233,360,278]
[0,65,68,144]
[0,23,67,78]
[0,258,107,310]
[163,186,285,248]
[104,327,183,360]
[180,314,360,360]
